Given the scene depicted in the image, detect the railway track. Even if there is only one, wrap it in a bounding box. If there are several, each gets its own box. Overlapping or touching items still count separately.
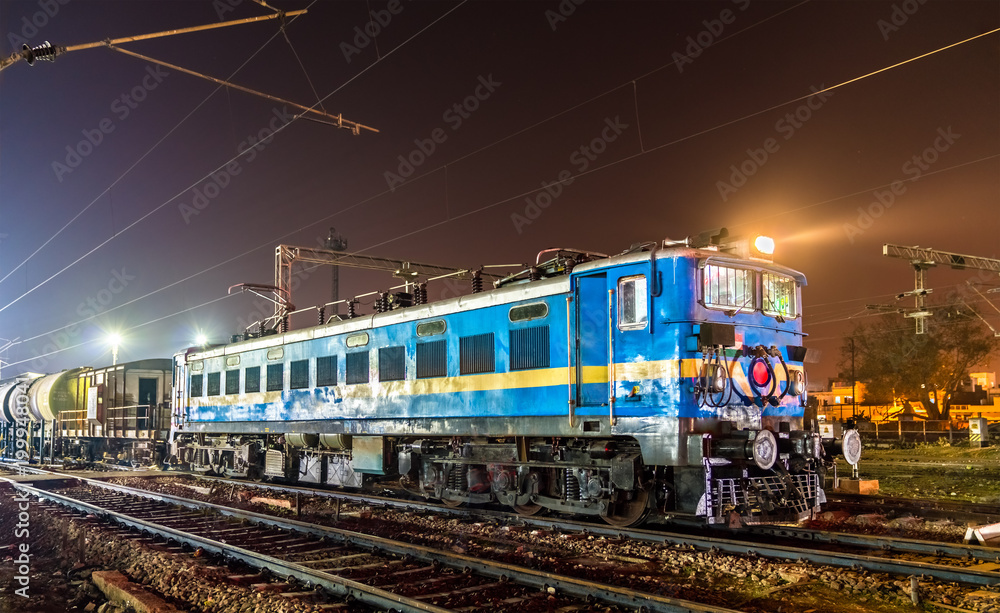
[9,464,1000,610]
[171,472,1000,586]
[1,471,743,613]
[825,492,1000,525]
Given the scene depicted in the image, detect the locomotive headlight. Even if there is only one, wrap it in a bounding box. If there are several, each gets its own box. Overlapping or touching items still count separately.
[753,235,775,256]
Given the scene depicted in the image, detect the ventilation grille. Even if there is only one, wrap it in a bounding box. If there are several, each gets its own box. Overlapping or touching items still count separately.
[379,346,405,382]
[290,359,309,389]
[510,325,550,371]
[317,356,337,386]
[417,340,447,379]
[244,367,260,393]
[460,333,495,375]
[347,351,370,385]
[266,363,283,392]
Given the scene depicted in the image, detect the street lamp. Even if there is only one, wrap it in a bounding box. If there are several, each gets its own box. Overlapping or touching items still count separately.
[108,332,122,365]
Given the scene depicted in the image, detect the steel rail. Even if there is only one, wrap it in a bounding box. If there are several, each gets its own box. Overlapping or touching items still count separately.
[6,475,744,613]
[6,481,451,613]
[744,525,1000,564]
[513,517,1000,587]
[14,465,1000,587]
[122,471,1000,585]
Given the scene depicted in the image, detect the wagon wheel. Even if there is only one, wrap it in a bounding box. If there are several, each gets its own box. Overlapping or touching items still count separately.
[511,502,545,516]
[601,488,650,527]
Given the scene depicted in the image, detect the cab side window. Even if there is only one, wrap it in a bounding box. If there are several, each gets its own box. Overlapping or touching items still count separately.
[618,275,648,330]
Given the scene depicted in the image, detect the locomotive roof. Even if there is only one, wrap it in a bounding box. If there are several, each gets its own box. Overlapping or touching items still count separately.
[184,244,806,362]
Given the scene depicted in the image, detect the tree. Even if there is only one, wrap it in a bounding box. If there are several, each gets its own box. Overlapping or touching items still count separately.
[840,306,999,420]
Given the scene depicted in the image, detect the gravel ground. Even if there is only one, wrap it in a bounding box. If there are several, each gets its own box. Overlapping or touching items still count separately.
[7,444,1000,613]
[86,474,1000,612]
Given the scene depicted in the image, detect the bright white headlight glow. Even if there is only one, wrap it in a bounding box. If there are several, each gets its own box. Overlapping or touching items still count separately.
[754,235,775,255]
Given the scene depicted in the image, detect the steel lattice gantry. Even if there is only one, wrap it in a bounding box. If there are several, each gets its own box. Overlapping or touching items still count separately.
[883,244,1000,333]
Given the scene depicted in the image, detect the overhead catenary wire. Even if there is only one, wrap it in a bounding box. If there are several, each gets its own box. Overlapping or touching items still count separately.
[0,4,320,290]
[105,45,376,132]
[0,1,467,309]
[4,7,997,363]
[0,9,309,71]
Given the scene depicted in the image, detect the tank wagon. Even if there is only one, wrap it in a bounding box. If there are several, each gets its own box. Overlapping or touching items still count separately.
[171,232,860,526]
[1,359,172,464]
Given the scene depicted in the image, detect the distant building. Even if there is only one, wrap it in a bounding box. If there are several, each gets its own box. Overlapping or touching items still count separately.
[812,380,868,422]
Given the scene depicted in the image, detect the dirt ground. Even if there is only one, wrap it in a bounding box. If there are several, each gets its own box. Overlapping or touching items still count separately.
[841,442,1000,503]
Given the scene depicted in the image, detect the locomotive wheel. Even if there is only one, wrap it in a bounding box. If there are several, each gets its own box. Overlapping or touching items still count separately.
[512,502,545,516]
[601,488,650,527]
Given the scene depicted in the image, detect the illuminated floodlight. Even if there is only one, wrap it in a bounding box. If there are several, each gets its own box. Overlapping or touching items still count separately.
[107,332,122,365]
[195,333,208,346]
[753,235,775,256]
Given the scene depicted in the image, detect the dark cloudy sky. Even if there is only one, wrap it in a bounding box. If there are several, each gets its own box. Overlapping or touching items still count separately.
[0,0,997,383]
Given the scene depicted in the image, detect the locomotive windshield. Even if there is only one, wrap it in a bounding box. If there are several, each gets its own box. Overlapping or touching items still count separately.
[762,272,798,318]
[703,264,754,312]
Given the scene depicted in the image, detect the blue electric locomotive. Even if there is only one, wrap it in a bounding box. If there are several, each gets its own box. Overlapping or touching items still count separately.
[171,230,859,526]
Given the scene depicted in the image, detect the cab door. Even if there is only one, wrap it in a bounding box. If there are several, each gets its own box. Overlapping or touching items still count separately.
[575,273,608,408]
[610,267,655,416]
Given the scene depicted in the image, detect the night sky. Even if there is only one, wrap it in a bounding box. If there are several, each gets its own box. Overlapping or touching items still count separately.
[0,0,997,384]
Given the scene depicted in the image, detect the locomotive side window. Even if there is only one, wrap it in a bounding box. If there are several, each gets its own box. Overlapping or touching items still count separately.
[267,348,284,360]
[618,275,648,330]
[225,370,239,395]
[347,333,369,348]
[416,320,446,337]
[703,264,754,312]
[290,359,310,389]
[460,333,495,375]
[762,272,798,318]
[207,373,221,396]
[266,363,283,392]
[346,351,370,384]
[509,302,548,322]
[190,374,204,397]
[416,340,447,378]
[244,366,261,393]
[379,346,406,381]
[317,356,337,386]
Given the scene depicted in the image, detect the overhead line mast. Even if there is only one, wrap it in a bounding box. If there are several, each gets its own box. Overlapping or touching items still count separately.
[882,244,1000,334]
[1,9,378,134]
